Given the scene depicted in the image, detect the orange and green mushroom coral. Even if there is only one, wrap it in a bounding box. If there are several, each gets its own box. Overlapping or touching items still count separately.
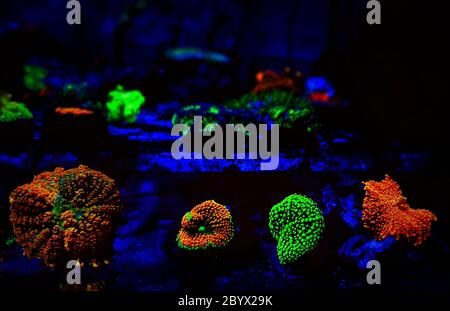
[9,165,123,268]
[177,200,234,250]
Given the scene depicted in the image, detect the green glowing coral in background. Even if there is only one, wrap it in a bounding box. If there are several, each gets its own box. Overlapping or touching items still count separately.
[106,85,145,123]
[0,93,33,123]
[170,90,320,136]
[24,65,48,92]
[171,104,224,135]
[269,194,325,264]
[225,89,319,130]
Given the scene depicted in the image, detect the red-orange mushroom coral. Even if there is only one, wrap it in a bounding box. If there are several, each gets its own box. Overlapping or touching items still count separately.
[362,175,437,246]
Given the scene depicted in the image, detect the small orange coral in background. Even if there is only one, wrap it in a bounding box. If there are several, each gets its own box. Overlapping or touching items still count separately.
[362,175,437,246]
[9,165,122,268]
[252,70,296,94]
[55,107,94,116]
[177,200,234,250]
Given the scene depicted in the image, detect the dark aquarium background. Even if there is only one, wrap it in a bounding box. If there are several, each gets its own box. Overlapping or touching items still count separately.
[0,0,449,305]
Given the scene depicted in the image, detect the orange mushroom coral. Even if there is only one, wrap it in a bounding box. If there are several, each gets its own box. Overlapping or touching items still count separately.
[362,175,437,246]
[9,165,122,268]
[177,200,234,250]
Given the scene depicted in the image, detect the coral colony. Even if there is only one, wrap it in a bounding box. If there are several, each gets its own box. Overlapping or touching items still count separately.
[177,200,234,250]
[362,175,437,246]
[224,89,319,131]
[269,194,325,264]
[0,93,33,123]
[171,90,319,132]
[9,165,122,268]
[0,1,444,297]
[106,85,146,123]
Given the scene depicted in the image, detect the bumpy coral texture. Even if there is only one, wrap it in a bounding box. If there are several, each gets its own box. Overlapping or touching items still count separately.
[362,175,437,246]
[9,165,122,268]
[269,194,325,264]
[177,200,234,250]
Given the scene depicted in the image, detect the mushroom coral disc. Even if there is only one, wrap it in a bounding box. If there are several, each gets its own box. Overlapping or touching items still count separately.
[362,175,437,246]
[9,165,122,268]
[177,200,234,250]
[269,194,325,264]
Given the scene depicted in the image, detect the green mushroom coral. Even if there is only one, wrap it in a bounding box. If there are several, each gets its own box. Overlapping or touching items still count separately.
[106,85,145,123]
[269,194,325,264]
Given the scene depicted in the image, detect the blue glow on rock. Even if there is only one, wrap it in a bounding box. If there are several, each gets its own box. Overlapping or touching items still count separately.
[305,77,335,97]
[339,235,396,269]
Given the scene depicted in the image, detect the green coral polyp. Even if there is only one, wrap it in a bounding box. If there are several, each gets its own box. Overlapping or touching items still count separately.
[269,194,325,264]
[186,212,193,221]
[106,85,145,123]
[53,193,82,228]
